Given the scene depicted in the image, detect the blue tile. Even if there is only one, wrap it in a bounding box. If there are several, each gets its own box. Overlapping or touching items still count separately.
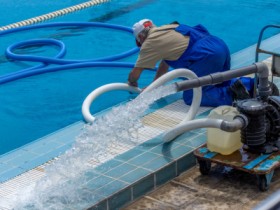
[0,162,10,173]
[94,159,124,174]
[151,141,179,154]
[0,153,20,164]
[177,152,196,175]
[45,122,83,142]
[55,144,73,154]
[120,168,151,184]
[95,180,129,197]
[149,143,171,156]
[28,141,63,155]
[150,142,193,160]
[53,136,76,145]
[51,128,78,140]
[18,145,72,171]
[0,167,25,182]
[141,155,173,172]
[173,131,199,144]
[83,171,100,182]
[115,147,144,162]
[19,160,41,171]
[137,136,163,150]
[192,128,207,135]
[185,134,207,148]
[5,151,37,166]
[47,204,72,210]
[70,189,106,210]
[155,162,177,186]
[4,149,34,157]
[132,174,155,200]
[164,144,193,160]
[128,152,160,167]
[105,163,136,179]
[21,143,43,153]
[86,175,114,191]
[87,200,107,210]
[41,145,72,161]
[20,154,53,171]
[108,188,132,209]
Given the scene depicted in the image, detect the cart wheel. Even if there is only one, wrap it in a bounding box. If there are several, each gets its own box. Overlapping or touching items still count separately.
[257,175,269,192]
[198,159,211,175]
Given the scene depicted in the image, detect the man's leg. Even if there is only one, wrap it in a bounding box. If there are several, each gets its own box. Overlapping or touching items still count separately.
[183,77,255,107]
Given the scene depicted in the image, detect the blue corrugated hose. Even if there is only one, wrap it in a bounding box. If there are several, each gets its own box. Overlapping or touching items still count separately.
[0,22,142,84]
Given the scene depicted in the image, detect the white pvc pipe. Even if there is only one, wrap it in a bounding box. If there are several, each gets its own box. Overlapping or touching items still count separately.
[143,68,202,122]
[82,83,141,123]
[81,68,246,143]
[163,118,223,142]
[82,68,202,138]
[163,114,247,142]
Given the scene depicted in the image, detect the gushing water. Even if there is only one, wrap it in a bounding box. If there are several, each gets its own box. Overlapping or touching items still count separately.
[8,84,177,209]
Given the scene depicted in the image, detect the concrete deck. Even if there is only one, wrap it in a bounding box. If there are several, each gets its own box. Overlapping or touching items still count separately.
[123,163,280,210]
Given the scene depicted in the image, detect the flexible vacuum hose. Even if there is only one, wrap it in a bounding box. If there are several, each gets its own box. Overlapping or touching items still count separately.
[163,113,248,142]
[142,68,202,122]
[0,22,141,85]
[82,83,141,123]
[162,117,244,142]
[82,68,202,124]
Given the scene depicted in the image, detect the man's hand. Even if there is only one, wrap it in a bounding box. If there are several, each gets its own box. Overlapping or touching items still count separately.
[128,67,144,87]
[128,80,138,87]
[128,71,138,87]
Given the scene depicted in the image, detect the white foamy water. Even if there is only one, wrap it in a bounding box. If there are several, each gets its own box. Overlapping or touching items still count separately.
[6,84,177,209]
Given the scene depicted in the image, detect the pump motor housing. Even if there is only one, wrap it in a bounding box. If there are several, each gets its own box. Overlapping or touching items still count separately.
[236,96,280,153]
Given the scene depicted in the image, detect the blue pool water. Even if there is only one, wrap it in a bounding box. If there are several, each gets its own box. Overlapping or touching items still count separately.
[0,0,87,26]
[1,0,280,155]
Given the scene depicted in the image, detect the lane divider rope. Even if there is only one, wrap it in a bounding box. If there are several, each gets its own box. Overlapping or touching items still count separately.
[0,0,110,31]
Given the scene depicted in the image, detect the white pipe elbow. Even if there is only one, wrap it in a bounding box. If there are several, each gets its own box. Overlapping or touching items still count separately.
[82,83,141,123]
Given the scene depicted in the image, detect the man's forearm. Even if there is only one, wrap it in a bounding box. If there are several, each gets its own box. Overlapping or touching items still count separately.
[154,60,169,81]
[128,67,144,86]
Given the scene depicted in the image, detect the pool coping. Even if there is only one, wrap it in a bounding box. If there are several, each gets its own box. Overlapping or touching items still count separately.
[0,92,184,184]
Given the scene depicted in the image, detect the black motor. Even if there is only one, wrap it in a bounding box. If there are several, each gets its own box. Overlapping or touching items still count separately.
[236,96,280,153]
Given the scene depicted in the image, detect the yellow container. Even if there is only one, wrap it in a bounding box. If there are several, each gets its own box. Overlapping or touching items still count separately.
[207,105,242,155]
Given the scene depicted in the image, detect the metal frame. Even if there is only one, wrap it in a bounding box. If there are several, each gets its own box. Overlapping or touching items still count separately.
[255,24,280,76]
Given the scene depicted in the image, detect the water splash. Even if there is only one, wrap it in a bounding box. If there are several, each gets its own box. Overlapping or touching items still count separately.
[10,84,177,209]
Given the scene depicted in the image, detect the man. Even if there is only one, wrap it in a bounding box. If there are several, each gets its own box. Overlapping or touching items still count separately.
[127,19,255,107]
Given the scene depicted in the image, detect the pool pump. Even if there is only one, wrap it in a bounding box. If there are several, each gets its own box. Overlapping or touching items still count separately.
[236,96,280,153]
[174,62,280,154]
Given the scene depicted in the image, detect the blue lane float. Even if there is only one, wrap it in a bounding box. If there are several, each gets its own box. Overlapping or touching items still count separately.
[0,22,142,84]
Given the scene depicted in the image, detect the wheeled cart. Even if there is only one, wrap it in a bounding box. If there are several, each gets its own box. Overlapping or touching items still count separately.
[194,144,280,191]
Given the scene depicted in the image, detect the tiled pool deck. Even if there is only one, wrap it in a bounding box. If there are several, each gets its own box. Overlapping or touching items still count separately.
[0,93,211,209]
[0,33,280,209]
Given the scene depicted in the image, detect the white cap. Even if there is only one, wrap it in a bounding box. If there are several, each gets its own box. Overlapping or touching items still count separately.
[132,19,153,38]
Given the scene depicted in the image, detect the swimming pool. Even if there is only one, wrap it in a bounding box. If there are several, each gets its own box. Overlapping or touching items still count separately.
[0,0,89,26]
[1,0,280,155]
